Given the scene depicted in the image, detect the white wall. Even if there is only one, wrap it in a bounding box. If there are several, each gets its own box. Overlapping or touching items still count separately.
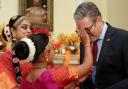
[53,0,77,35]
[108,0,128,30]
[0,0,19,24]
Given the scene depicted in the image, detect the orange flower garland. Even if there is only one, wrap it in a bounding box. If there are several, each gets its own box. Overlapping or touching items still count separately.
[64,50,71,66]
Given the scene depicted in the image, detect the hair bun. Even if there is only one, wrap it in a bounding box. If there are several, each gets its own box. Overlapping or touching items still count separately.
[14,41,29,60]
[14,33,49,62]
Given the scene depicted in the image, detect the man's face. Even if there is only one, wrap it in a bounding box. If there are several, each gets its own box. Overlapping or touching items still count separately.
[76,17,101,42]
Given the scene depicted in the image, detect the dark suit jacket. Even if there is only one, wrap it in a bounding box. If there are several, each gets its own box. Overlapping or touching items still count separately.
[80,23,128,89]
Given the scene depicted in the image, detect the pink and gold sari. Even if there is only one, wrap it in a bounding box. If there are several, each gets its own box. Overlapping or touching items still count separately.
[0,51,33,89]
[0,59,16,89]
[20,66,78,89]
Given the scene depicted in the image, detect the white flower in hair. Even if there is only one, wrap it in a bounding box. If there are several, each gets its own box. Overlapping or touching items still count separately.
[3,25,12,41]
[21,38,36,62]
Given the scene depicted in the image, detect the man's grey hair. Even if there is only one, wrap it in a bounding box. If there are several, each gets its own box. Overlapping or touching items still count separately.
[74,2,101,23]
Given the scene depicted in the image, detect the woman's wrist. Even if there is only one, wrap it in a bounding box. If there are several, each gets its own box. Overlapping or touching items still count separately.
[84,44,91,47]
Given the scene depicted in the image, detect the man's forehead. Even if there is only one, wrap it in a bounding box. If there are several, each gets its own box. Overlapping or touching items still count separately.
[76,19,92,29]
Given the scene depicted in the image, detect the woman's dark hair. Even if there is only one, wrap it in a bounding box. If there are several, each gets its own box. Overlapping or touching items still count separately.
[14,33,49,63]
[2,15,28,41]
[9,15,27,29]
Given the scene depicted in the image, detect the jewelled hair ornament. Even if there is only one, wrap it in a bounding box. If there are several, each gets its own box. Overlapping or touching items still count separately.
[21,38,36,62]
[13,16,27,28]
[9,15,27,28]
[2,25,13,41]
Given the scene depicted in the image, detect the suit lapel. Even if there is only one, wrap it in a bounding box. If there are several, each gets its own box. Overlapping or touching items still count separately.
[96,24,115,69]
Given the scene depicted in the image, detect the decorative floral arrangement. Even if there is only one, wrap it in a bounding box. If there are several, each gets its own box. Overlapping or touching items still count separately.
[53,33,80,49]
[53,39,62,49]
[53,33,80,65]
[0,24,7,51]
[0,24,5,35]
[58,33,80,46]
[53,33,80,55]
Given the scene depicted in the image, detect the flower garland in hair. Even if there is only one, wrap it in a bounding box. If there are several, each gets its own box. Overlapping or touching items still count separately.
[3,25,13,41]
[21,38,36,62]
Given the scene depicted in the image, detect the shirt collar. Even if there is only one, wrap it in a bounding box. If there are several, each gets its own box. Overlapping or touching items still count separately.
[99,22,108,40]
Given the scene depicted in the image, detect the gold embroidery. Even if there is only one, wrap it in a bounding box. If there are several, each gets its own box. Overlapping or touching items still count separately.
[0,72,16,89]
[69,67,78,79]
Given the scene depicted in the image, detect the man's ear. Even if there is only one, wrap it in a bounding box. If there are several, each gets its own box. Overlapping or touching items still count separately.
[97,16,102,22]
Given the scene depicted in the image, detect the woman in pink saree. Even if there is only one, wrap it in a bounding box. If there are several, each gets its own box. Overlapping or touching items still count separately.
[14,30,92,89]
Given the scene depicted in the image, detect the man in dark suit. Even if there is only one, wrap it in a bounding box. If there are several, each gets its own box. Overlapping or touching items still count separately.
[74,1,128,89]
